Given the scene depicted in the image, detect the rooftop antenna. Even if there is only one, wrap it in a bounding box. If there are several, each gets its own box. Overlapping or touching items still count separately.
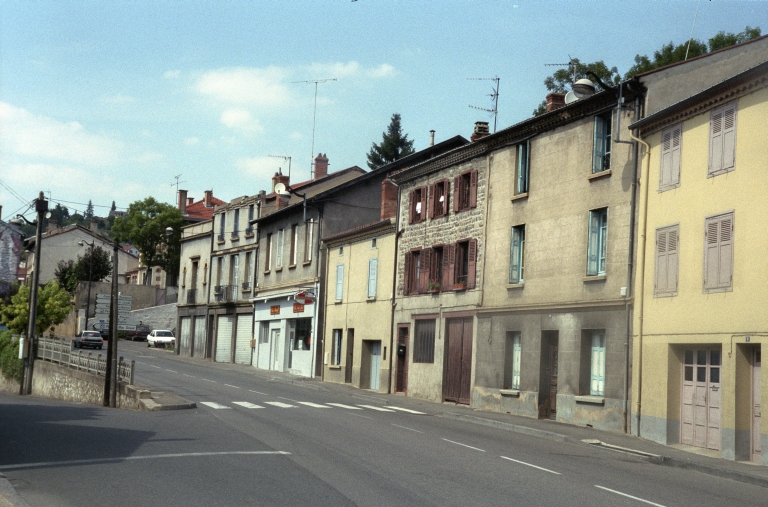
[269,155,292,179]
[468,76,500,133]
[292,78,337,179]
[545,56,579,85]
[684,0,702,60]
[170,174,187,197]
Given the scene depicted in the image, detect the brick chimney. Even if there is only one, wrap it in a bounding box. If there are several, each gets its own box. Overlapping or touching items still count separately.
[380,179,398,221]
[178,189,188,215]
[313,153,329,180]
[546,93,566,112]
[187,197,194,206]
[89,219,99,234]
[470,121,490,142]
[204,190,213,207]
[46,219,58,233]
[271,171,290,193]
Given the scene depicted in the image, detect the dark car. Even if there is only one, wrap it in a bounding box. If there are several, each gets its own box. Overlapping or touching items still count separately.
[125,325,151,341]
[73,331,104,349]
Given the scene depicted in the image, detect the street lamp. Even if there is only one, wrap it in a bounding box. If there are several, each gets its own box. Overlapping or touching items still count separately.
[78,239,95,334]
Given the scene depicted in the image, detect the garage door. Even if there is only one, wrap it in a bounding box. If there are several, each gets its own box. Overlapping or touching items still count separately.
[235,314,253,365]
[179,317,192,357]
[193,316,206,358]
[215,315,233,362]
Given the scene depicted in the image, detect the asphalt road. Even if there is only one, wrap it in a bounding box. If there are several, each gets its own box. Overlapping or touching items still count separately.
[1,340,766,507]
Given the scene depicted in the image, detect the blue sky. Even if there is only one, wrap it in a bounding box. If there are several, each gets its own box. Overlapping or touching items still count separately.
[1,0,765,219]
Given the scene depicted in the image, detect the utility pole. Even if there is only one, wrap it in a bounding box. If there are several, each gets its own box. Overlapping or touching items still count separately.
[104,240,119,407]
[78,240,95,334]
[292,78,336,178]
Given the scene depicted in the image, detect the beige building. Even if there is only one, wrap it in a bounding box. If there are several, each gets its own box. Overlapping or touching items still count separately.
[177,219,214,358]
[629,61,768,463]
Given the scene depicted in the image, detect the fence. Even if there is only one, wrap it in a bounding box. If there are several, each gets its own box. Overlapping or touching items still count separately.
[36,335,134,385]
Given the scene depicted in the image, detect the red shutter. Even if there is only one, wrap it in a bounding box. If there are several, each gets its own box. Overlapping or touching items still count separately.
[419,248,432,293]
[443,244,455,288]
[722,102,736,171]
[404,252,412,295]
[442,180,450,217]
[408,191,415,224]
[469,170,478,209]
[419,186,427,222]
[466,239,477,289]
[453,176,461,213]
[427,184,435,219]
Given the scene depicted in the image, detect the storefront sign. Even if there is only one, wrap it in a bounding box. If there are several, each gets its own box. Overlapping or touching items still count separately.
[293,290,316,305]
[293,303,304,313]
[270,305,280,315]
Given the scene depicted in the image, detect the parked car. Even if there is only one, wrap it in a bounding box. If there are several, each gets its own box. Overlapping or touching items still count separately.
[73,331,104,350]
[125,325,151,341]
[147,330,175,348]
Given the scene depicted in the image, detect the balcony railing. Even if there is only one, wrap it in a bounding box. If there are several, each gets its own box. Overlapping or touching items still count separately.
[214,285,237,303]
[217,234,225,242]
[186,289,197,305]
[231,231,239,240]
[241,281,251,292]
[245,226,254,236]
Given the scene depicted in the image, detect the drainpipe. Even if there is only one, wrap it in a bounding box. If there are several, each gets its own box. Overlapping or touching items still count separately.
[387,179,402,394]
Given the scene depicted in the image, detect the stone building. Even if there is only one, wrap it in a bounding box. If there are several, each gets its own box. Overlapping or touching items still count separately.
[0,219,23,297]
[176,219,214,358]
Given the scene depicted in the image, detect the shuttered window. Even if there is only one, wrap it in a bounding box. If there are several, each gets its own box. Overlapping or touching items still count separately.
[454,239,477,289]
[655,225,679,297]
[590,332,606,396]
[593,113,612,173]
[276,229,284,268]
[709,101,737,176]
[454,170,478,212]
[516,141,530,195]
[509,225,525,284]
[335,264,344,300]
[704,212,734,292]
[587,209,608,276]
[367,258,378,298]
[659,124,682,191]
[413,319,436,363]
[429,180,449,218]
[409,187,427,224]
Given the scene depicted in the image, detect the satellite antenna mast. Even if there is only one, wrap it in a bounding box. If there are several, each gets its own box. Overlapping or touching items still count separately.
[170,174,187,199]
[269,155,292,179]
[468,76,500,133]
[292,78,337,179]
[545,56,579,85]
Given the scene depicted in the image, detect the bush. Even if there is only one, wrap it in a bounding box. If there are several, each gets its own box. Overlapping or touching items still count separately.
[0,331,22,382]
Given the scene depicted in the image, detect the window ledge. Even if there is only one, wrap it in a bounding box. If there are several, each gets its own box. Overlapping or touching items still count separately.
[263,270,270,276]
[244,232,254,239]
[334,300,343,304]
[329,365,342,370]
[275,267,283,273]
[230,236,240,242]
[241,288,252,293]
[653,292,677,298]
[288,264,297,270]
[583,275,607,283]
[703,287,733,294]
[707,168,734,178]
[506,283,524,290]
[303,260,312,266]
[588,169,612,181]
[500,389,520,397]
[367,296,377,302]
[658,184,680,193]
[575,395,604,405]
[510,192,528,202]
[217,239,226,245]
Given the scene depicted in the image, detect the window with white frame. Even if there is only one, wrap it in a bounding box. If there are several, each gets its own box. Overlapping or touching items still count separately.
[509,225,525,284]
[368,258,378,298]
[515,141,530,195]
[590,332,606,396]
[304,219,313,262]
[331,329,342,365]
[587,208,608,276]
[708,101,736,177]
[232,209,239,238]
[593,112,612,173]
[290,224,298,266]
[505,332,521,390]
[335,264,344,300]
[276,229,284,268]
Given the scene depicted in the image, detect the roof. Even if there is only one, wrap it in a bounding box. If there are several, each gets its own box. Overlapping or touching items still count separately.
[185,195,227,221]
[25,224,139,258]
[322,218,395,244]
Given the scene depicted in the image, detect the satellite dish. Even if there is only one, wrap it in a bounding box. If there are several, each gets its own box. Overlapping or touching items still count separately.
[572,78,596,99]
[274,183,289,195]
[564,91,579,104]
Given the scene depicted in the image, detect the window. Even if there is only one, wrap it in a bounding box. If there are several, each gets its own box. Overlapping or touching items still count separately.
[290,224,298,266]
[304,219,313,262]
[409,186,427,224]
[504,332,521,390]
[232,209,240,238]
[404,250,421,295]
[243,252,251,290]
[515,141,530,195]
[216,257,223,285]
[181,266,186,288]
[335,264,344,300]
[371,237,377,249]
[708,101,736,177]
[265,233,272,271]
[704,212,734,292]
[331,329,342,365]
[659,124,682,191]
[413,319,435,363]
[509,225,525,284]
[339,246,344,256]
[276,229,284,268]
[655,225,679,297]
[230,255,239,299]
[246,204,255,235]
[430,246,443,292]
[454,239,477,289]
[590,332,606,396]
[587,209,608,276]
[593,112,612,173]
[368,258,378,298]
[218,213,226,241]
[429,180,449,218]
[453,170,478,212]
[259,322,269,344]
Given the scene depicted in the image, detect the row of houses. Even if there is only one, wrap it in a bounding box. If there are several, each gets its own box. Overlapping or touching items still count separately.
[174,37,768,464]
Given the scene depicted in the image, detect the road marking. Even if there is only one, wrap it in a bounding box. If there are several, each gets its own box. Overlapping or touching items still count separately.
[327,403,363,410]
[0,451,290,471]
[224,384,241,389]
[358,404,395,412]
[389,406,426,414]
[248,390,269,395]
[500,456,560,475]
[183,374,194,377]
[149,365,161,369]
[200,402,231,410]
[442,439,486,452]
[233,402,263,409]
[391,424,423,433]
[264,401,295,408]
[201,379,217,383]
[594,486,666,506]
[347,412,373,420]
[297,402,329,408]
[165,369,177,373]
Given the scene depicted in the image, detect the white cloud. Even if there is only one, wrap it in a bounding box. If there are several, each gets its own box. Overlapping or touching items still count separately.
[195,67,290,107]
[163,70,181,79]
[235,156,281,180]
[306,61,361,78]
[220,108,264,133]
[289,131,304,140]
[184,137,200,146]
[367,64,397,79]
[133,151,164,164]
[0,102,122,167]
[100,94,137,104]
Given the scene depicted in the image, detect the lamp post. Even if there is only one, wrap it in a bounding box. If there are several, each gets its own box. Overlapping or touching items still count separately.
[78,239,95,335]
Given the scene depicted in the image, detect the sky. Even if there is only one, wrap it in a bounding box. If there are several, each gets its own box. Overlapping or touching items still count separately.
[1,0,766,221]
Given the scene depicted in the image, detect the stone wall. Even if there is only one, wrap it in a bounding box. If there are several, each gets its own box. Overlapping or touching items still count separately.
[128,303,178,334]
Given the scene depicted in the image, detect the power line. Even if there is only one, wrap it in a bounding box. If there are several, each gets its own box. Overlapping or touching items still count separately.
[0,178,30,206]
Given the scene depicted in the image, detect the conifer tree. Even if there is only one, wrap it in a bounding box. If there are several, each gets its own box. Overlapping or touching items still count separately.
[366,114,415,170]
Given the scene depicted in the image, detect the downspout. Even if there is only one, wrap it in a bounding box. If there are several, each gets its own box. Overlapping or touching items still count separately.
[252,200,262,368]
[206,219,215,359]
[387,179,402,394]
[320,240,329,381]
[314,208,324,379]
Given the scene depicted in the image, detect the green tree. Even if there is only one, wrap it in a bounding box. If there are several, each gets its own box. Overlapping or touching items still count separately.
[366,113,415,170]
[85,200,94,220]
[46,203,70,229]
[54,260,79,292]
[0,281,73,335]
[708,26,761,52]
[533,59,620,116]
[74,246,113,282]
[112,197,184,285]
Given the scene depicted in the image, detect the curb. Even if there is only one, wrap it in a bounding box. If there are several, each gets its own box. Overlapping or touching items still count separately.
[0,473,31,507]
[439,412,582,445]
[139,398,197,411]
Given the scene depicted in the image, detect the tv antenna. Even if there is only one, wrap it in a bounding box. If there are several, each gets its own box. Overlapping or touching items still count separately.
[269,155,292,178]
[468,76,500,133]
[170,174,187,196]
[545,56,579,84]
[292,78,337,179]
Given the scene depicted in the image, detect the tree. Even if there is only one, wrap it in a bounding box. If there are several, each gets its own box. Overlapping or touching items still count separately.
[46,203,70,229]
[533,59,620,116]
[110,201,116,213]
[54,260,79,292]
[85,200,94,220]
[366,113,415,170]
[0,281,72,335]
[708,26,761,51]
[112,197,184,285]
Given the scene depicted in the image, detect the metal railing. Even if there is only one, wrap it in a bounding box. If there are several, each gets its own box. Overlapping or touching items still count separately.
[241,281,251,291]
[213,285,237,302]
[186,289,197,305]
[36,335,134,384]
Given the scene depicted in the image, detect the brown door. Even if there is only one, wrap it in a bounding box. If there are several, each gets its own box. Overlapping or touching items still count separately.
[539,332,558,420]
[395,325,409,393]
[444,317,473,405]
[345,329,354,383]
[548,341,559,420]
[681,348,722,451]
[753,347,762,462]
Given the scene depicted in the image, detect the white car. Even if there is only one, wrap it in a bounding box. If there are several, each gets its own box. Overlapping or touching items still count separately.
[147,330,175,348]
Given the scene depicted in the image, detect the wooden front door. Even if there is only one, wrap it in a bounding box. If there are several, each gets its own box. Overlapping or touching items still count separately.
[444,317,473,405]
[753,347,762,462]
[681,348,722,451]
[345,329,355,383]
[395,325,409,393]
[539,332,558,420]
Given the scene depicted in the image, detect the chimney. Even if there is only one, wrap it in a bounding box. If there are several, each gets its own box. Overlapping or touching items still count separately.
[46,219,58,233]
[429,130,435,147]
[313,153,329,180]
[178,189,188,215]
[380,179,398,221]
[271,171,290,193]
[546,93,566,112]
[188,197,194,205]
[470,121,490,142]
[275,193,290,210]
[89,219,99,234]
[204,190,213,207]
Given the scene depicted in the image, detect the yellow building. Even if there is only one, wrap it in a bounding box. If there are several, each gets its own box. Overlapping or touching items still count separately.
[630,62,768,463]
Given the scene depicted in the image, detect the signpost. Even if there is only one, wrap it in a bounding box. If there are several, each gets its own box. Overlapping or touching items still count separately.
[293,290,316,305]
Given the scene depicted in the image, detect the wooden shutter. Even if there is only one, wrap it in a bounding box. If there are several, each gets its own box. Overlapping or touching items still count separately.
[660,125,681,190]
[655,226,679,295]
[718,214,733,288]
[466,239,477,289]
[427,184,435,219]
[419,248,432,293]
[722,102,736,171]
[408,190,415,224]
[510,227,521,284]
[419,187,427,222]
[443,244,456,288]
[442,180,450,217]
[469,170,478,209]
[368,258,378,298]
[403,252,412,295]
[704,213,734,291]
[453,176,461,213]
[709,107,724,175]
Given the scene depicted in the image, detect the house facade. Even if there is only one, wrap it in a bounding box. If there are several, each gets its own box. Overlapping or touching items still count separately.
[177,219,214,358]
[0,220,23,297]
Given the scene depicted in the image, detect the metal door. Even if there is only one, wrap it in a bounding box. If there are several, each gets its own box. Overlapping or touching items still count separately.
[444,317,473,405]
[370,341,381,390]
[345,329,355,383]
[753,347,762,462]
[548,341,558,420]
[179,317,191,356]
[395,326,409,393]
[270,328,281,370]
[215,315,233,362]
[234,314,253,365]
[681,348,721,451]
[193,317,206,358]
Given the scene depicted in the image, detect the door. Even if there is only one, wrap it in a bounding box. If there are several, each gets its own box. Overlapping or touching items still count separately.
[681,348,722,451]
[548,339,559,420]
[270,328,281,370]
[444,317,473,405]
[369,341,381,390]
[215,315,233,362]
[193,316,206,358]
[395,325,409,393]
[345,329,355,383]
[179,317,191,356]
[234,314,253,365]
[540,331,559,420]
[753,347,762,462]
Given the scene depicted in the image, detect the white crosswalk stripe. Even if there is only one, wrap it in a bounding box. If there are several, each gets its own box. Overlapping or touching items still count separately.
[326,403,363,410]
[200,402,231,410]
[389,406,426,414]
[232,402,263,409]
[264,401,295,408]
[357,405,395,412]
[297,402,329,408]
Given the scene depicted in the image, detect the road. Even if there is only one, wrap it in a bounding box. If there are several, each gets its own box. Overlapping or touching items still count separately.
[1,340,766,507]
